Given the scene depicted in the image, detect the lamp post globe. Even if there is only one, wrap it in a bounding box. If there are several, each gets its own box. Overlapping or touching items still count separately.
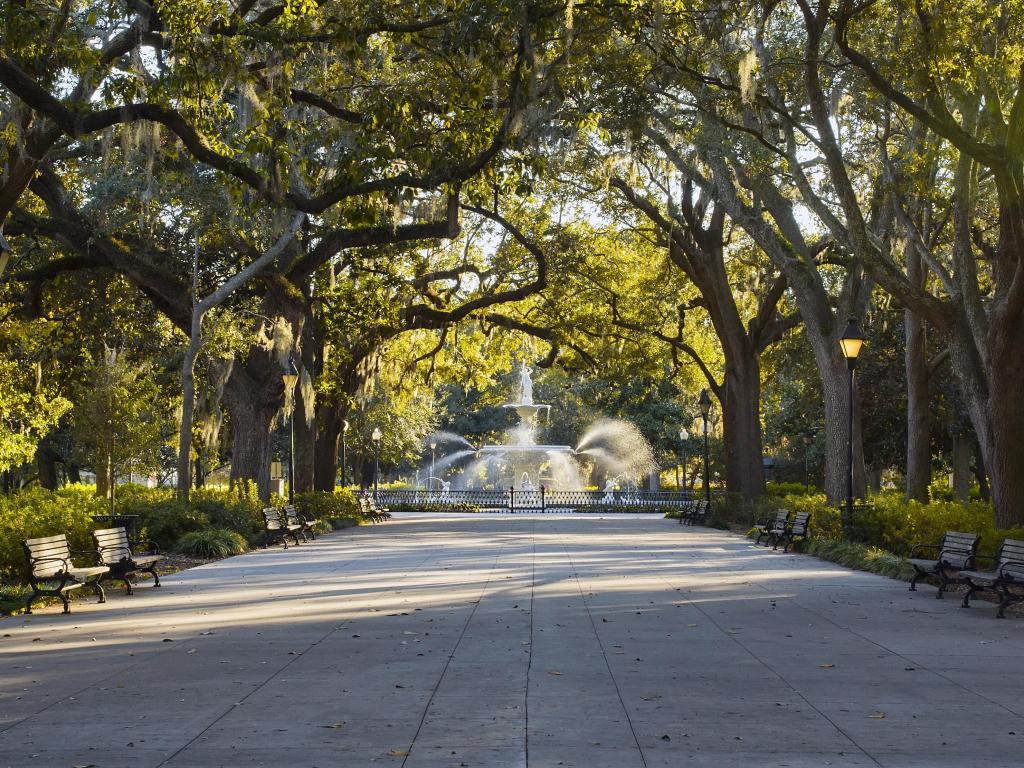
[838,317,865,535]
[698,390,712,506]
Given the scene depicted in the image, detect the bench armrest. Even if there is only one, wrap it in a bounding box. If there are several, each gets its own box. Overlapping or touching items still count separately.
[132,539,160,554]
[909,543,939,558]
[997,559,1024,578]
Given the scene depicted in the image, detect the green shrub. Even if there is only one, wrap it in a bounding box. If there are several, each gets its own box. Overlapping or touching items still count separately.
[175,528,248,558]
[191,482,263,538]
[803,538,913,581]
[852,492,1024,558]
[0,485,105,579]
[765,481,815,497]
[295,488,361,520]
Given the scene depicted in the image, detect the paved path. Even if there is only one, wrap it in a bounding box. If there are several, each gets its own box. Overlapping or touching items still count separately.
[2,514,1024,767]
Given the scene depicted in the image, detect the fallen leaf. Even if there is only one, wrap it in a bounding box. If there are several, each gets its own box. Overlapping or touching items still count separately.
[819,663,834,668]
[548,670,561,676]
[321,722,345,729]
[868,712,886,719]
[186,649,197,655]
[389,750,409,757]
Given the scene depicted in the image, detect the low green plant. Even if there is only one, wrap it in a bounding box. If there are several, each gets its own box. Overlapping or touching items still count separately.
[295,488,361,520]
[0,485,105,578]
[803,538,914,581]
[175,528,248,558]
[191,482,263,538]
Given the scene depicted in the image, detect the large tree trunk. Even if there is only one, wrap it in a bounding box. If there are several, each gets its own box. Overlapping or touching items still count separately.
[904,306,931,501]
[951,431,971,502]
[35,438,60,490]
[987,309,1024,527]
[313,400,344,492]
[223,370,280,503]
[721,353,764,502]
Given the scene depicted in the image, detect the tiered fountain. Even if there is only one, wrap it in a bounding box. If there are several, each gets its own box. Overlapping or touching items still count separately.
[466,361,584,490]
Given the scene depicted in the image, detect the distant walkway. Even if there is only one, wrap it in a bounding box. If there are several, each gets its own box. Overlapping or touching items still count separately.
[2,514,1023,767]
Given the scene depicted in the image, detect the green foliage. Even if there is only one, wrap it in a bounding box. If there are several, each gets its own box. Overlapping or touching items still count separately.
[854,494,1023,559]
[295,489,360,520]
[0,320,72,472]
[117,490,208,549]
[176,529,248,558]
[72,349,171,489]
[802,539,914,581]
[0,486,104,579]
[190,482,264,537]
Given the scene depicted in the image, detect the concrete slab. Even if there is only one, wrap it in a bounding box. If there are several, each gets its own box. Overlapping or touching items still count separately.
[2,513,1023,767]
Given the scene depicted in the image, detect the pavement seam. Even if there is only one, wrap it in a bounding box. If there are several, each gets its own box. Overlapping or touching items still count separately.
[748,549,1024,721]
[400,539,508,768]
[650,530,886,767]
[0,528,393,736]
[150,536,440,768]
[563,544,650,768]
[525,518,536,766]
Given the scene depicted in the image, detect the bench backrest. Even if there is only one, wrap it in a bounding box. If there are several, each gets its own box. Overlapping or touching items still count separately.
[789,512,811,536]
[939,531,981,569]
[768,510,790,531]
[997,539,1024,580]
[93,527,132,565]
[283,506,300,525]
[263,507,285,530]
[24,534,72,578]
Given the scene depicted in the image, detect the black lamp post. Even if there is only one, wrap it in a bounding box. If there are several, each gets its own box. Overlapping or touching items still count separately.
[430,440,437,490]
[678,427,689,491]
[371,427,382,497]
[698,389,712,505]
[341,419,349,488]
[282,361,299,504]
[838,316,865,535]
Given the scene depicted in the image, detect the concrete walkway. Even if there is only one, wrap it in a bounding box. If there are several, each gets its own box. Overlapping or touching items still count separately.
[2,514,1023,767]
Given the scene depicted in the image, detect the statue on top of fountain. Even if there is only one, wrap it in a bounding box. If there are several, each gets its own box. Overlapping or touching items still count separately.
[517,360,534,405]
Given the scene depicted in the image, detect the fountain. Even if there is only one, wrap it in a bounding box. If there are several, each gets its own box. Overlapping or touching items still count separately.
[428,361,655,493]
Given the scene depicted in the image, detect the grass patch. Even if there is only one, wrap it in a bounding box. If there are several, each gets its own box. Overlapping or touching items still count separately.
[746,528,914,582]
[175,529,248,558]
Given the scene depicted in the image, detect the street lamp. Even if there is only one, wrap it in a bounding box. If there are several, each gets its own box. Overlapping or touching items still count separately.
[698,389,712,506]
[430,440,437,491]
[341,419,349,488]
[678,426,689,487]
[839,316,865,535]
[281,361,299,505]
[371,427,383,497]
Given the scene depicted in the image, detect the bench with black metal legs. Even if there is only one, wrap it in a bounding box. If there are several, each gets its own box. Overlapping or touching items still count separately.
[684,500,710,526]
[262,507,302,548]
[959,538,1024,617]
[23,534,108,614]
[283,505,320,542]
[359,494,391,523]
[773,512,811,552]
[92,527,164,595]
[755,511,790,546]
[908,531,980,598]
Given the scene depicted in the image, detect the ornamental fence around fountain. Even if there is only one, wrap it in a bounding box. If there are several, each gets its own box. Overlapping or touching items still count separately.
[371,488,708,513]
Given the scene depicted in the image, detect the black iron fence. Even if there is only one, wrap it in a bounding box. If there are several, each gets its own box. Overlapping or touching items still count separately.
[372,488,699,513]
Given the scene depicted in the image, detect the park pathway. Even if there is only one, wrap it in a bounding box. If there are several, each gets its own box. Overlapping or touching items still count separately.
[2,513,1024,767]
